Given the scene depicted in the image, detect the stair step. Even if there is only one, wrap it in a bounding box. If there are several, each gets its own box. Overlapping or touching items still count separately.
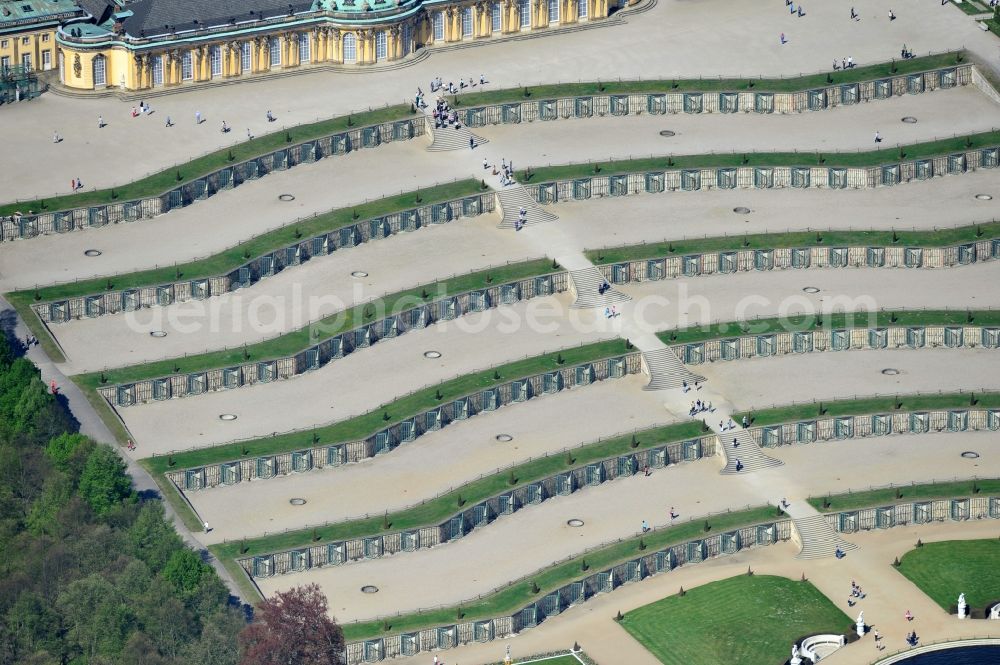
[426,123,488,151]
[496,186,558,228]
[792,514,859,560]
[718,428,783,474]
[641,348,705,391]
[568,267,630,309]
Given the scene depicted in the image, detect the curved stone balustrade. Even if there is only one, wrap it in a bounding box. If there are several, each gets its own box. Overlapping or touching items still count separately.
[336,494,1000,665]
[97,270,569,407]
[235,406,1000,582]
[458,66,973,126]
[528,146,1000,202]
[93,235,1000,408]
[237,436,717,577]
[162,352,642,491]
[32,191,495,323]
[800,634,847,661]
[0,117,426,242]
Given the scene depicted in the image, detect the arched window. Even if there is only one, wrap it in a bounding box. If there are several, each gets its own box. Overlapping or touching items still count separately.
[342,32,357,63]
[518,0,530,28]
[462,7,473,36]
[92,54,106,87]
[492,2,502,31]
[547,0,559,23]
[578,0,587,17]
[210,45,222,76]
[269,37,280,67]
[433,12,444,40]
[298,33,310,63]
[181,51,193,80]
[151,54,163,86]
[240,42,251,72]
[58,50,65,84]
[375,31,387,60]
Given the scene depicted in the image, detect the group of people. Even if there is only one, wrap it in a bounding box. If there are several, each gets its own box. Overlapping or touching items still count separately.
[430,96,460,129]
[847,579,867,607]
[428,74,488,95]
[900,44,916,60]
[603,305,620,319]
[832,56,856,70]
[514,206,528,231]
[688,399,713,416]
[718,418,737,431]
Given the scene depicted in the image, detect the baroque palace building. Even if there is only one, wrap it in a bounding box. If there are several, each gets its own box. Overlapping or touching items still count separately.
[54,0,612,92]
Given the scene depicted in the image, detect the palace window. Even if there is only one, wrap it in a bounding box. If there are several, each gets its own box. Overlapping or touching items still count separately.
[269,36,280,67]
[492,2,501,31]
[298,33,310,63]
[548,0,559,23]
[92,54,105,85]
[209,46,221,76]
[343,32,357,62]
[402,23,412,55]
[433,12,444,40]
[240,42,251,72]
[181,51,192,80]
[578,0,587,17]
[151,55,163,85]
[519,0,530,27]
[462,7,473,36]
[375,30,387,60]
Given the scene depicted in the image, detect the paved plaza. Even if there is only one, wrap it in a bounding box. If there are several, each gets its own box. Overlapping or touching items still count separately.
[6,0,1000,663]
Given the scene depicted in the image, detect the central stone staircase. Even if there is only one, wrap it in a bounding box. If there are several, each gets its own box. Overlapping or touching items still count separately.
[792,513,859,559]
[426,122,488,152]
[718,428,783,474]
[496,186,559,228]
[567,267,630,309]
[640,348,705,390]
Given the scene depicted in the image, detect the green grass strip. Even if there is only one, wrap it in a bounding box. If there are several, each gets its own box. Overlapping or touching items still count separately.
[339,504,781,641]
[897,539,1000,609]
[11,180,483,303]
[212,421,704,559]
[141,338,631,474]
[739,392,1000,430]
[0,52,964,217]
[0,105,415,217]
[620,575,851,665]
[654,310,1000,346]
[449,53,964,104]
[588,223,1000,264]
[809,479,1000,513]
[74,259,553,389]
[339,477,995,640]
[523,130,1000,183]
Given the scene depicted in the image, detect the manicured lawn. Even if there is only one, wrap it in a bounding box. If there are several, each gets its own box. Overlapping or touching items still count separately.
[519,655,582,665]
[897,540,1000,609]
[809,479,1000,513]
[523,130,1000,183]
[620,575,851,665]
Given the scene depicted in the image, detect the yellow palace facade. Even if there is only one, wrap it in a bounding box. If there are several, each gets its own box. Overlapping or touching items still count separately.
[56,0,612,92]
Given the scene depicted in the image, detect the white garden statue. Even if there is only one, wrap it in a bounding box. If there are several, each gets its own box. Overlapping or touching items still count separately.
[856,611,865,637]
[958,593,968,619]
[990,604,1000,620]
[790,643,802,665]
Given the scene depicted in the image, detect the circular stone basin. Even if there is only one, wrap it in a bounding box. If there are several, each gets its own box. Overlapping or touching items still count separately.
[659,130,676,137]
[802,287,821,294]
[881,368,901,376]
[975,194,993,201]
[424,350,442,359]
[83,249,102,257]
[149,330,168,338]
[961,451,980,459]
[567,519,585,527]
[351,270,369,278]
[496,434,513,442]
[733,207,752,215]
[278,194,296,201]
[361,585,379,594]
[901,116,918,124]
[219,413,238,421]
[289,498,307,506]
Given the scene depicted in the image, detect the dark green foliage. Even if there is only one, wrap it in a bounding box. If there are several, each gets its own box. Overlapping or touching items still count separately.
[0,336,244,664]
